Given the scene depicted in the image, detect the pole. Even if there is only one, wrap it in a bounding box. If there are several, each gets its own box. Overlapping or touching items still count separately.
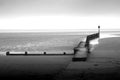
[98,25,100,38]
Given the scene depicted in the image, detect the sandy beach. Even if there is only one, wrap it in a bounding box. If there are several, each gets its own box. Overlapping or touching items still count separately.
[0,33,120,80]
[55,37,120,80]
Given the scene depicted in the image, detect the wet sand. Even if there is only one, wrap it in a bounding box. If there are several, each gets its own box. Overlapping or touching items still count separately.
[55,37,120,80]
[0,55,73,79]
[0,34,120,80]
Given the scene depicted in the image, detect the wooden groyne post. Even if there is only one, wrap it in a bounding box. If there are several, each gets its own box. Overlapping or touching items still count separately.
[6,51,10,55]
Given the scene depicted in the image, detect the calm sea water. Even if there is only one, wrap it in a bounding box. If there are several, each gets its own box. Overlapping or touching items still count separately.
[0,32,86,52]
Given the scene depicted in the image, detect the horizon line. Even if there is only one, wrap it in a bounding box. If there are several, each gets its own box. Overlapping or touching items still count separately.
[0,29,120,33]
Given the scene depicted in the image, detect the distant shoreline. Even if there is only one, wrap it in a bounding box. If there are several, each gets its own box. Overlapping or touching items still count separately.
[0,29,120,33]
[0,31,120,36]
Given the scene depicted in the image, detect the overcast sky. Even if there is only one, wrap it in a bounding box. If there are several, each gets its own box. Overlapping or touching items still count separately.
[0,0,120,31]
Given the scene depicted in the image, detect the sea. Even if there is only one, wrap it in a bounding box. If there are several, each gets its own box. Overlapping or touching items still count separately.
[0,30,119,53]
[0,32,87,53]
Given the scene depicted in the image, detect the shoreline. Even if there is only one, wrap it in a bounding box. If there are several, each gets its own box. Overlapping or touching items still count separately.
[0,33,120,79]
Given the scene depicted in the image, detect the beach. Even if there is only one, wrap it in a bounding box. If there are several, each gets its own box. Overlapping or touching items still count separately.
[0,32,120,80]
[55,37,120,80]
[0,32,86,79]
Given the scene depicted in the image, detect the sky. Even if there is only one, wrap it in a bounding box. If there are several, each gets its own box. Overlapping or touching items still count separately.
[0,0,120,31]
